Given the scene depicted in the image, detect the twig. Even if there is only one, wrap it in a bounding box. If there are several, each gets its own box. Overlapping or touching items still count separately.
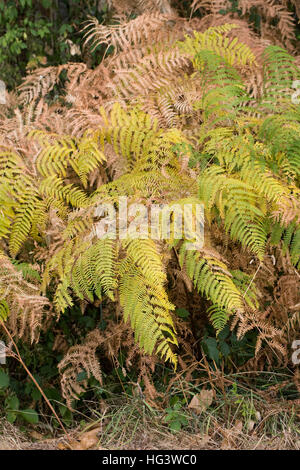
[243,262,261,298]
[0,319,71,441]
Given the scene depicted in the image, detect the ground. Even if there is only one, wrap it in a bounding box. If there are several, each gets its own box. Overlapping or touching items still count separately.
[0,393,299,450]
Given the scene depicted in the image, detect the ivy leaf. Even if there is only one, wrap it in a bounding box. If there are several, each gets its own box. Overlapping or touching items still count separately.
[169,420,182,432]
[5,395,19,423]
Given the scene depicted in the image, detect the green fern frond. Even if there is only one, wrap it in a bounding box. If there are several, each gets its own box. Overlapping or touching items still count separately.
[199,166,267,259]
[11,260,41,282]
[230,269,260,311]
[180,24,256,67]
[9,190,44,256]
[119,254,177,367]
[122,238,167,287]
[31,130,106,184]
[0,300,9,321]
[40,175,88,208]
[207,305,230,333]
[260,46,300,110]
[179,242,244,315]
[89,239,117,300]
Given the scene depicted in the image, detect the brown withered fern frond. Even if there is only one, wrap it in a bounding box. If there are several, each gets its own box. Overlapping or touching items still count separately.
[82,13,178,54]
[106,0,174,16]
[18,63,88,106]
[191,0,231,16]
[58,328,104,409]
[232,253,300,372]
[57,300,199,409]
[136,0,174,14]
[107,50,192,101]
[0,253,50,343]
[239,0,296,51]
[192,0,297,51]
[289,0,300,21]
[58,319,164,408]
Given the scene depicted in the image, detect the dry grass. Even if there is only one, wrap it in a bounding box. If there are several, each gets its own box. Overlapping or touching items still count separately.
[1,386,299,450]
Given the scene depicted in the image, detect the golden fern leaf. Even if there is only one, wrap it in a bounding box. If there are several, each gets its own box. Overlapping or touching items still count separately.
[180,24,256,67]
[119,253,177,366]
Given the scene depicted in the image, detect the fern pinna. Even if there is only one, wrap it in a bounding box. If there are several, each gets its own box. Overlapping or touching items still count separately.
[0,18,299,403]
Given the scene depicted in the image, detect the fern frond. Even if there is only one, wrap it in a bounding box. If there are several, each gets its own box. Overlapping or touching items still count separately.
[0,253,49,342]
[260,46,300,110]
[207,304,230,333]
[179,242,244,316]
[180,24,256,67]
[119,253,177,366]
[0,300,9,321]
[82,13,176,53]
[199,165,267,259]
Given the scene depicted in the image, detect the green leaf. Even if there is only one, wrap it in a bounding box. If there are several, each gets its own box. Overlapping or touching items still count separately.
[59,404,68,417]
[169,420,182,431]
[20,409,39,424]
[31,388,42,401]
[42,0,52,8]
[219,341,231,357]
[218,324,230,341]
[203,337,219,363]
[6,395,19,410]
[0,370,9,388]
[76,370,88,382]
[6,411,17,423]
[175,308,190,319]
